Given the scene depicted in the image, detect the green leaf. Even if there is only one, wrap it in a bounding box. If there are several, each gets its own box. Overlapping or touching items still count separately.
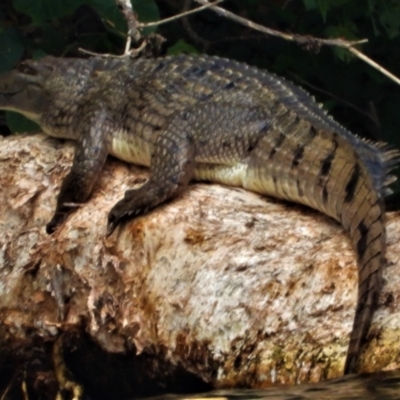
[316,0,330,22]
[132,0,159,22]
[87,0,160,37]
[303,0,317,11]
[13,0,86,24]
[86,0,127,35]
[167,39,199,55]
[6,112,40,133]
[132,0,160,35]
[0,28,24,73]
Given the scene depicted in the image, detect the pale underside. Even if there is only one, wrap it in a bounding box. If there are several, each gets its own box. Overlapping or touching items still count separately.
[111,129,249,189]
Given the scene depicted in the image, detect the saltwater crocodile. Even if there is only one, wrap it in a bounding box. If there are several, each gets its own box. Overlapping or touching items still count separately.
[0,54,398,374]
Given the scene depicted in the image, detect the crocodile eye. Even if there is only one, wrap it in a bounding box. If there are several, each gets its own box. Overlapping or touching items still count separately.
[16,61,54,77]
[17,64,38,76]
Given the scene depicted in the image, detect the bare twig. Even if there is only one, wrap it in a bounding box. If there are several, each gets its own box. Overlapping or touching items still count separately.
[91,0,223,57]
[194,0,366,49]
[84,0,400,87]
[181,0,211,49]
[116,0,141,48]
[348,46,400,86]
[79,39,147,58]
[80,0,146,57]
[139,0,224,29]
[194,0,400,86]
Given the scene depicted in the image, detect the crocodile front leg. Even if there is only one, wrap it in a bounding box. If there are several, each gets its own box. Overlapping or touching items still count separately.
[46,113,112,234]
[107,113,196,235]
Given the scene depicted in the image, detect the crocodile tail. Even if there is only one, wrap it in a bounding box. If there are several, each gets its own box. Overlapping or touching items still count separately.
[372,142,400,196]
[341,167,386,374]
[241,114,393,374]
[345,138,400,197]
[342,140,398,373]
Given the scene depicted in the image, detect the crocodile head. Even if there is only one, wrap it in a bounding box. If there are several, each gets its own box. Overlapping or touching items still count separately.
[0,59,57,122]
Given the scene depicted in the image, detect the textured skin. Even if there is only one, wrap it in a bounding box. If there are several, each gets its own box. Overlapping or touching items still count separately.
[0,55,398,375]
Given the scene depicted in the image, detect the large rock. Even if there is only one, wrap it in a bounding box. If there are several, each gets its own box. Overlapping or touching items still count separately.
[0,133,400,391]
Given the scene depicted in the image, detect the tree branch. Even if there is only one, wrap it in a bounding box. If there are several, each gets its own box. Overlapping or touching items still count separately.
[193,0,400,87]
[139,0,224,29]
[87,0,400,88]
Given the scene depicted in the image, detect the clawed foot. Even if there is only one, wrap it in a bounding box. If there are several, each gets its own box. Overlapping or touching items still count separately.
[46,192,152,236]
[46,214,65,234]
[106,188,154,236]
[46,203,81,234]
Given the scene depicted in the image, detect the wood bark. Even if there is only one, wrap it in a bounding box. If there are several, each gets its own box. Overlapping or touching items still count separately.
[1,133,400,390]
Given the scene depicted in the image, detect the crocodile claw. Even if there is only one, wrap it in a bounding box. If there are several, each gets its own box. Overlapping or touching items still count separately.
[46,212,67,234]
[106,199,135,236]
[106,211,120,236]
[106,191,152,236]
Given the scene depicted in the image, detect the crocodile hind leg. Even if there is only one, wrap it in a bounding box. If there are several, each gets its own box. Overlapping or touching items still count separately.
[106,113,196,235]
[106,103,269,234]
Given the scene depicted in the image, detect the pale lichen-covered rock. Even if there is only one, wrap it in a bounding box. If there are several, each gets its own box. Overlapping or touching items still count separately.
[0,133,400,389]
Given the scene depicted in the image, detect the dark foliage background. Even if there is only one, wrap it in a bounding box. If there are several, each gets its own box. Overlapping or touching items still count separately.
[1,0,400,169]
